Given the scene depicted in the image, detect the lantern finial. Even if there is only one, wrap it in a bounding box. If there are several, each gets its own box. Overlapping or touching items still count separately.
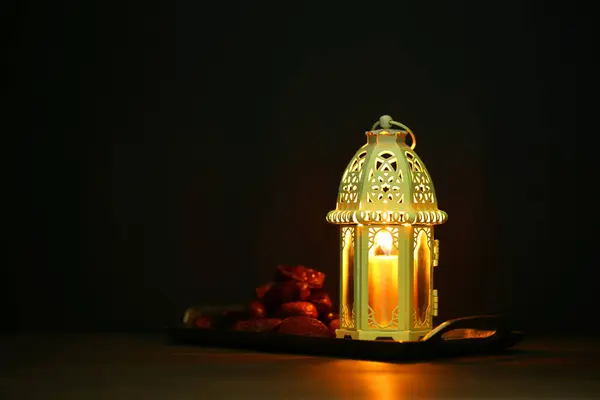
[379,115,393,129]
[370,116,417,150]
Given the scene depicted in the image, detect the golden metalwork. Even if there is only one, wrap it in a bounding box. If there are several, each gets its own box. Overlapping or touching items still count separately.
[327,115,448,341]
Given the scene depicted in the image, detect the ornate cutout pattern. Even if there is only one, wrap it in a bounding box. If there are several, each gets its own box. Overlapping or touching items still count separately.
[405,151,434,204]
[341,226,354,250]
[327,209,447,225]
[368,226,399,250]
[367,151,404,205]
[338,151,367,205]
[340,305,353,329]
[368,305,400,330]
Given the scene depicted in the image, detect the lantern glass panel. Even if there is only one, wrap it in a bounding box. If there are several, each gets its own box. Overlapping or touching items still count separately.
[340,227,355,329]
[413,227,432,328]
[367,227,400,329]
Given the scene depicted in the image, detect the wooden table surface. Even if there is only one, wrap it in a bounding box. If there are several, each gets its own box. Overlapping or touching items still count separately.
[1,333,599,399]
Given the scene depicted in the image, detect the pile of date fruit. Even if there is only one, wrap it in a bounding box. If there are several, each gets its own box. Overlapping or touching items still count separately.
[183,265,339,338]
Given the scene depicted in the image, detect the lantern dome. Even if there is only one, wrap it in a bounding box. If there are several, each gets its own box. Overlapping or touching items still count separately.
[326,115,448,226]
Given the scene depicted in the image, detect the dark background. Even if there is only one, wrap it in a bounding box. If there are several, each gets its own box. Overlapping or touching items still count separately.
[7,1,588,335]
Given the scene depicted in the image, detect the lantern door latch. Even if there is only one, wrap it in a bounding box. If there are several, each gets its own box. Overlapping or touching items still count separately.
[432,289,439,316]
[433,239,440,267]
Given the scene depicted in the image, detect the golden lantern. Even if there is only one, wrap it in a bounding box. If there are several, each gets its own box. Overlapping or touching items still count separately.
[326,115,448,341]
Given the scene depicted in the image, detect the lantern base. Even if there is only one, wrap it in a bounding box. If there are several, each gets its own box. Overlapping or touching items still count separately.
[335,328,432,342]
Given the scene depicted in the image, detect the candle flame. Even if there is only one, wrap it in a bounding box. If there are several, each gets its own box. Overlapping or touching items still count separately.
[375,230,393,256]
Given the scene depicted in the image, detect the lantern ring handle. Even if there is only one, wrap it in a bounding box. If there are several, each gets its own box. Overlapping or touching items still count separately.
[371,118,416,149]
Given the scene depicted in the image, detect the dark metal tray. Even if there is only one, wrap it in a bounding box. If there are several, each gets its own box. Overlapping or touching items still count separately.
[167,315,524,362]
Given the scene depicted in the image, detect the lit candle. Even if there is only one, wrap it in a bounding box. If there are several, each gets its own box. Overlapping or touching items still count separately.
[368,230,399,328]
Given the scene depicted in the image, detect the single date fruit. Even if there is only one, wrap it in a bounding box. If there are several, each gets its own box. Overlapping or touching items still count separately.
[278,316,334,338]
[307,289,334,314]
[193,315,213,329]
[329,318,340,331]
[277,301,319,319]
